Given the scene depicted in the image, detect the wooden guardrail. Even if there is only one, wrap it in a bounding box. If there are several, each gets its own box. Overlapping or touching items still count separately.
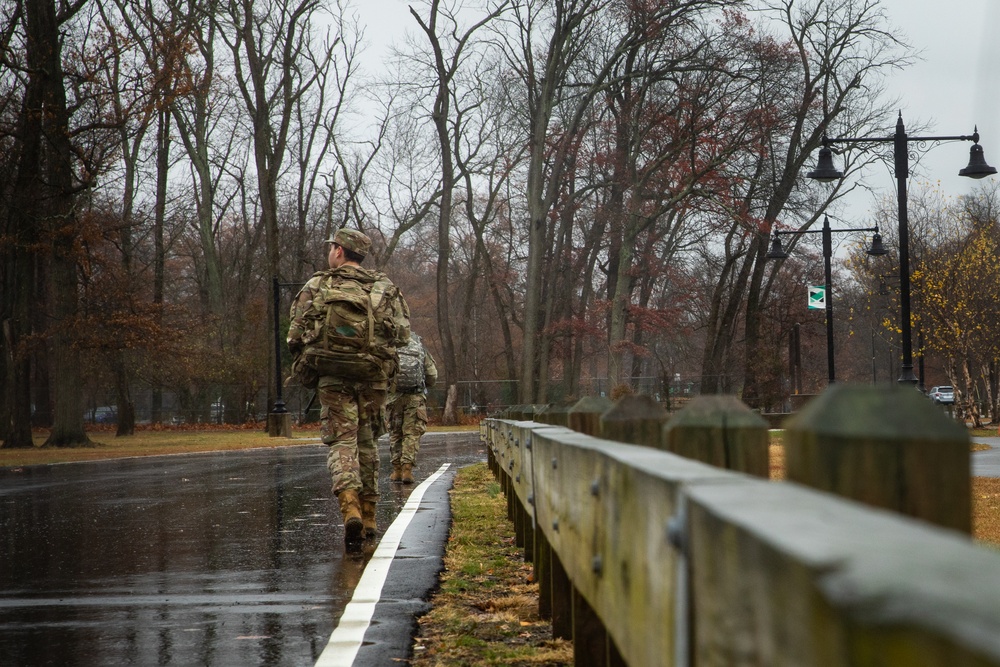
[482,385,999,666]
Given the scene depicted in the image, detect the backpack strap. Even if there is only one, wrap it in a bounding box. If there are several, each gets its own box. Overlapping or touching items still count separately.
[369,278,394,351]
[364,289,375,350]
[369,278,388,311]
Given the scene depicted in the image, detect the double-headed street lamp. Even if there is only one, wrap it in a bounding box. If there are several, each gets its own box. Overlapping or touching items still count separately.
[767,215,887,384]
[806,113,996,385]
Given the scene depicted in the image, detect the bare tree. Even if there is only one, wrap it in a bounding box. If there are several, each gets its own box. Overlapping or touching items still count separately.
[215,0,350,411]
[406,0,509,420]
[500,0,735,402]
[3,0,108,446]
[165,0,242,317]
[699,0,909,405]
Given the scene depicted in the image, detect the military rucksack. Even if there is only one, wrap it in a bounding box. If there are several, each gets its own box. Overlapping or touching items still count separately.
[295,270,400,385]
[395,334,426,392]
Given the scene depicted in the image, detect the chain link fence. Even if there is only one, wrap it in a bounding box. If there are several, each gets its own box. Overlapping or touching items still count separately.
[82,376,718,427]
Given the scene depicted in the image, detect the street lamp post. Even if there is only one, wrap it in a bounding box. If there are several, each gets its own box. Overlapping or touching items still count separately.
[806,112,996,385]
[269,277,307,437]
[767,215,886,384]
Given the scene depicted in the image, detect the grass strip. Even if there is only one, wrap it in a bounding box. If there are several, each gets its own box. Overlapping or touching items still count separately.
[410,462,572,666]
[0,429,321,467]
[0,425,477,468]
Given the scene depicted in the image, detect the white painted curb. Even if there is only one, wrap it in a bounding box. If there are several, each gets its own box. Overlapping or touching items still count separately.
[315,463,451,666]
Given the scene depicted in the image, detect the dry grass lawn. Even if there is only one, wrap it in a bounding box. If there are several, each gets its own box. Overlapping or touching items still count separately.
[0,424,479,468]
[0,426,321,468]
[973,477,1000,547]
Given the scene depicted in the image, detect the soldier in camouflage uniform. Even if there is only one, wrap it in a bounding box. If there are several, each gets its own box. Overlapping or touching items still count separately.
[287,229,410,548]
[387,333,437,484]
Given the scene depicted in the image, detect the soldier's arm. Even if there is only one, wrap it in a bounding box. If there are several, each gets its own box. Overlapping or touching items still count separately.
[286,277,321,354]
[391,288,411,346]
[424,348,438,388]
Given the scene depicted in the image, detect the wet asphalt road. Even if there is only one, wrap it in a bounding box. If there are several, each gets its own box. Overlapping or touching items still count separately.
[974,437,1000,477]
[0,431,486,667]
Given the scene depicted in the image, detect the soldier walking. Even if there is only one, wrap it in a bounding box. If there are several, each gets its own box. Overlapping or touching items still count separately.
[287,229,410,549]
[387,333,437,483]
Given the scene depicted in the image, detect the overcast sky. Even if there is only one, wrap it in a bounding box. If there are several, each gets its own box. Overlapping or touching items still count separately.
[874,0,997,196]
[353,0,1000,221]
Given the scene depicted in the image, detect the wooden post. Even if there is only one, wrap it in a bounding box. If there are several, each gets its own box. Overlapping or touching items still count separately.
[513,488,525,548]
[551,548,573,640]
[573,587,608,667]
[663,395,769,477]
[599,394,669,449]
[534,404,553,424]
[536,527,552,619]
[568,396,614,437]
[546,403,571,427]
[784,384,971,533]
[523,404,541,421]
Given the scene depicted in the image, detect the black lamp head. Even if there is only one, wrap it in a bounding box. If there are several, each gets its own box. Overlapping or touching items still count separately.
[766,234,789,260]
[866,231,888,257]
[807,145,844,182]
[959,142,998,179]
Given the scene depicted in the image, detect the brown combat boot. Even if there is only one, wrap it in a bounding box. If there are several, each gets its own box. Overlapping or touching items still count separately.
[361,499,377,539]
[401,463,414,484]
[389,465,402,483]
[338,489,363,545]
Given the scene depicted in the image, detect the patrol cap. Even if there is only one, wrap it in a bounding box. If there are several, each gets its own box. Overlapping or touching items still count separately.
[326,228,372,258]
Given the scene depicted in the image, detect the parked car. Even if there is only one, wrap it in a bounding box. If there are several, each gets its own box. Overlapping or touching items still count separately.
[927,386,955,405]
[85,406,117,424]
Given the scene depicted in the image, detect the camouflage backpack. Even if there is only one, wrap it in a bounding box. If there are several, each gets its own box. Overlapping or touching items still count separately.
[395,333,426,392]
[296,270,400,384]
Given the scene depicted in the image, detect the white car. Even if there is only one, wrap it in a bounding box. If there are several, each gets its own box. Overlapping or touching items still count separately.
[928,386,955,405]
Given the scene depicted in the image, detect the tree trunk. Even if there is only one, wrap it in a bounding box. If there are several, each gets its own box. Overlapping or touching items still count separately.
[31,258,52,427]
[1,312,34,448]
[150,109,169,424]
[410,1,459,415]
[44,237,90,447]
[962,358,981,429]
[443,384,458,425]
[115,356,137,437]
[739,233,769,409]
[23,0,90,447]
[700,231,753,395]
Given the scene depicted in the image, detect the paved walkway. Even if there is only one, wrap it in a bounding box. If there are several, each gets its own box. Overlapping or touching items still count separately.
[0,432,485,667]
[973,436,1000,478]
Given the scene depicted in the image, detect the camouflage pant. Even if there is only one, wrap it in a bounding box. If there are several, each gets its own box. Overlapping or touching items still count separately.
[387,392,428,466]
[318,380,387,501]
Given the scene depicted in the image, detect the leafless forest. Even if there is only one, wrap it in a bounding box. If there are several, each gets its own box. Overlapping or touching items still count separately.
[4,0,999,447]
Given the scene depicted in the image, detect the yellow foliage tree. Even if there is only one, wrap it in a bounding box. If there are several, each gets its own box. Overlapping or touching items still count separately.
[914,214,1000,424]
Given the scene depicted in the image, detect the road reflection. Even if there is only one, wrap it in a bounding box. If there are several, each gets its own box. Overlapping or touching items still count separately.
[0,433,485,666]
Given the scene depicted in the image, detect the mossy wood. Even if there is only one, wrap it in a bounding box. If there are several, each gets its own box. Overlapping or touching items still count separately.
[523,427,731,667]
[686,479,1000,665]
[599,394,669,449]
[568,396,613,436]
[532,404,553,424]
[483,386,1000,667]
[663,394,769,477]
[784,384,971,533]
[542,403,572,427]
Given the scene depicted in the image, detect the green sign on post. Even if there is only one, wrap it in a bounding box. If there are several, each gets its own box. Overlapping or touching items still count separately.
[808,285,826,309]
